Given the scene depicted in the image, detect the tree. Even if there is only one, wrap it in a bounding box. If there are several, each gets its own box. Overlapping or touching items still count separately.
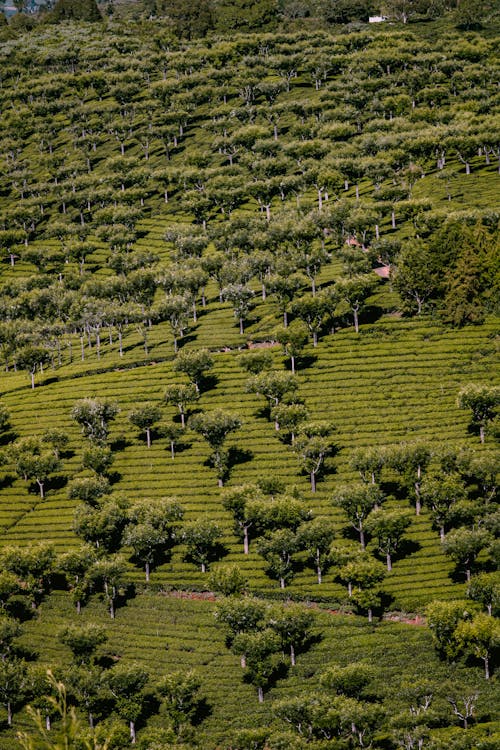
[442,527,492,582]
[420,474,467,541]
[238,349,273,375]
[58,545,98,614]
[426,600,471,660]
[106,663,149,743]
[334,275,376,333]
[182,519,223,573]
[385,443,432,515]
[365,508,412,571]
[71,398,119,445]
[291,293,327,347]
[67,476,111,506]
[296,517,335,584]
[454,613,500,680]
[9,439,60,500]
[231,629,282,703]
[332,484,383,549]
[156,670,201,734]
[320,662,374,699]
[222,283,254,334]
[164,383,198,428]
[0,658,27,727]
[189,410,242,486]
[258,529,299,589]
[392,241,439,316]
[350,446,386,485]
[173,348,214,393]
[16,345,50,389]
[271,402,308,443]
[50,0,102,21]
[457,384,500,443]
[129,403,162,448]
[74,499,128,554]
[337,557,385,599]
[0,543,55,610]
[209,564,248,597]
[59,623,108,667]
[294,422,335,493]
[123,497,183,581]
[274,320,309,374]
[222,484,264,555]
[214,597,267,665]
[82,445,114,477]
[88,557,127,620]
[467,572,500,616]
[246,371,299,412]
[268,603,315,666]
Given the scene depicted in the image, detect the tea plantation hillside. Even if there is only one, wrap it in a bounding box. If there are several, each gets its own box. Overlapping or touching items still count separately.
[0,9,498,750]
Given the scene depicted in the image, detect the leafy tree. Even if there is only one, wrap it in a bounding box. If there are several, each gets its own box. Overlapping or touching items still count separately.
[238,349,274,374]
[0,615,22,662]
[271,402,308,443]
[106,663,149,743]
[88,557,127,620]
[350,446,386,485]
[296,517,336,584]
[258,528,299,589]
[332,484,383,549]
[268,603,315,666]
[274,320,308,374]
[67,476,111,506]
[246,371,299,412]
[214,597,267,665]
[182,519,223,573]
[73,499,128,554]
[189,409,242,486]
[365,508,412,571]
[71,398,119,445]
[16,345,51,389]
[231,628,283,703]
[50,0,102,21]
[223,283,254,335]
[82,445,114,477]
[454,613,500,680]
[164,383,198,428]
[320,662,375,699]
[457,384,500,443]
[156,669,201,735]
[291,293,327,347]
[467,572,500,616]
[392,241,439,315]
[337,557,385,599]
[209,564,248,597]
[129,403,162,448]
[334,275,376,333]
[58,545,98,614]
[293,421,335,493]
[123,497,183,581]
[0,542,55,610]
[385,442,432,515]
[426,600,471,660]
[59,623,108,667]
[0,658,27,727]
[9,438,60,499]
[222,484,264,555]
[173,348,213,393]
[420,474,468,540]
[442,527,492,582]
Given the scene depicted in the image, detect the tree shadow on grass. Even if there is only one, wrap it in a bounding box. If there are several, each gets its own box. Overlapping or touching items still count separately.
[110,436,132,452]
[198,373,219,393]
[227,446,254,470]
[0,429,17,446]
[0,473,15,489]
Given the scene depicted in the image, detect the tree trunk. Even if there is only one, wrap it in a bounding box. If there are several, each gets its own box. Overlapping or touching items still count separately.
[37,480,45,499]
[201,562,206,573]
[257,686,264,703]
[479,424,485,444]
[291,356,295,375]
[180,409,185,428]
[109,599,115,619]
[466,567,471,582]
[440,525,445,542]
[290,644,296,666]
[239,318,244,335]
[46,714,51,731]
[280,577,285,588]
[7,702,12,726]
[240,654,246,668]
[145,562,150,582]
[368,608,373,623]
[386,552,392,572]
[243,527,249,555]
[89,712,94,729]
[31,371,35,389]
[484,655,490,680]
[348,581,352,597]
[283,311,288,328]
[76,599,81,614]
[359,528,365,549]
[170,441,175,460]
[310,472,316,493]
[313,331,318,347]
[353,307,359,334]
[130,720,136,743]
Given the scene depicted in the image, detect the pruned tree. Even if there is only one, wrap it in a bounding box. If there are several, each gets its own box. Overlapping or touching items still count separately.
[173,348,213,393]
[189,410,242,486]
[129,403,162,448]
[164,383,199,428]
[332,484,384,549]
[365,508,412,571]
[457,384,500,443]
[71,398,119,445]
[182,519,223,573]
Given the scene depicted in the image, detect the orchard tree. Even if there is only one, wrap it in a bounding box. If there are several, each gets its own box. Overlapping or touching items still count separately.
[173,348,213,393]
[392,241,438,316]
[332,484,384,549]
[106,663,149,744]
[457,384,500,443]
[238,349,273,374]
[297,517,336,584]
[156,670,201,735]
[442,527,492,582]
[59,623,108,667]
[426,600,471,660]
[82,445,114,477]
[16,345,51,389]
[420,474,467,541]
[365,508,412,571]
[67,476,111,506]
[246,371,299,412]
[208,564,248,597]
[214,597,267,667]
[294,422,335,493]
[182,519,223,573]
[58,545,98,614]
[71,398,119,445]
[385,442,432,515]
[467,572,500,616]
[123,497,183,581]
[274,320,309,374]
[231,629,282,703]
[337,557,385,599]
[73,500,128,553]
[454,613,500,680]
[189,410,241,486]
[350,446,386,485]
[222,484,264,555]
[258,529,299,589]
[88,557,127,620]
[129,403,162,448]
[222,283,254,335]
[271,402,308,443]
[9,438,60,500]
[268,603,315,666]
[164,383,198,428]
[334,275,376,334]
[0,658,27,727]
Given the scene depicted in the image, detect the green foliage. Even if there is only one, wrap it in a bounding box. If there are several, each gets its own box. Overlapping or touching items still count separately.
[50,0,102,22]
